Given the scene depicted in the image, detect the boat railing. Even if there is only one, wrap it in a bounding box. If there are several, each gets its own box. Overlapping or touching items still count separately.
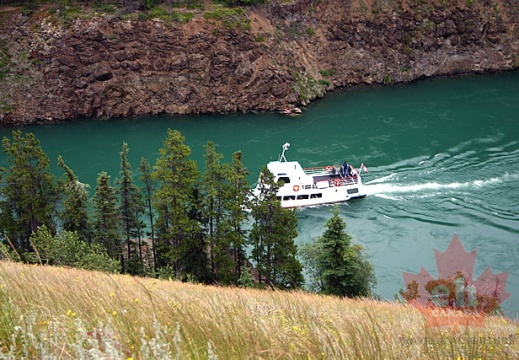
[305,165,360,179]
[304,165,338,175]
[312,175,360,189]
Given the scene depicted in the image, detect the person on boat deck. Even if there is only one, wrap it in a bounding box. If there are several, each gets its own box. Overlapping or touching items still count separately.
[342,162,350,177]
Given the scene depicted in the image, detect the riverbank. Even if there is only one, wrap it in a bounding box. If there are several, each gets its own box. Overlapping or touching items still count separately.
[1,0,518,125]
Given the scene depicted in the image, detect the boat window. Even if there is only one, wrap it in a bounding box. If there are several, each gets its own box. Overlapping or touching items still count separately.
[276,196,282,201]
[297,194,309,200]
[283,195,296,201]
[278,176,291,184]
[310,193,323,198]
[347,188,359,194]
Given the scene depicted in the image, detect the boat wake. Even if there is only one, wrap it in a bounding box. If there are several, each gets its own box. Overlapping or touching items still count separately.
[364,175,508,199]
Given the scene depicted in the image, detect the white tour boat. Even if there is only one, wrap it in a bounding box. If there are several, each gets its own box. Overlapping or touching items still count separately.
[253,143,368,208]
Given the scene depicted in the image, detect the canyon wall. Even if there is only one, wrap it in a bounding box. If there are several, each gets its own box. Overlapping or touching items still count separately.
[0,0,518,125]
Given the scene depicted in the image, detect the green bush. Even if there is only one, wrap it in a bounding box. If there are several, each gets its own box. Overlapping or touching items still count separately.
[29,226,121,273]
[318,79,330,86]
[204,6,250,30]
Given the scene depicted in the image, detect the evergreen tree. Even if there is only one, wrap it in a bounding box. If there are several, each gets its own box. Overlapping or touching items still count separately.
[117,142,145,273]
[91,172,121,261]
[139,157,157,272]
[0,131,57,254]
[305,206,376,297]
[249,166,303,289]
[57,156,91,241]
[199,145,250,285]
[152,129,205,280]
[225,151,250,284]
[200,141,234,284]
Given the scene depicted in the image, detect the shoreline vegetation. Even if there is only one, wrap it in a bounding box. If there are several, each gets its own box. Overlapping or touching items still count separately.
[1,260,518,359]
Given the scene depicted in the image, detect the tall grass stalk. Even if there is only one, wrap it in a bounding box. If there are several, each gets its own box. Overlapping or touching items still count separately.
[0,261,517,359]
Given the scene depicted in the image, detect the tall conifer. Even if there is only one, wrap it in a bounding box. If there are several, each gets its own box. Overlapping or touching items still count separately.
[139,157,157,272]
[152,129,205,280]
[57,156,91,241]
[302,206,376,297]
[0,131,57,253]
[117,142,144,273]
[200,141,239,284]
[249,166,303,289]
[92,172,121,261]
[225,151,250,284]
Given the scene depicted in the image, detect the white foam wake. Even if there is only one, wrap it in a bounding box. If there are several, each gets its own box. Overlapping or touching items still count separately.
[365,176,503,197]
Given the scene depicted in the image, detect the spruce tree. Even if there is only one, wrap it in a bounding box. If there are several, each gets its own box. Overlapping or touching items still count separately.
[152,129,205,280]
[139,157,157,272]
[225,151,250,284]
[91,172,121,261]
[117,142,144,273]
[0,131,57,253]
[306,206,376,297]
[57,156,91,241]
[249,166,303,289]
[200,141,234,284]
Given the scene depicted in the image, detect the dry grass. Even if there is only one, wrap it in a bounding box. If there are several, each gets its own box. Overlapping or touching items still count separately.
[0,260,517,359]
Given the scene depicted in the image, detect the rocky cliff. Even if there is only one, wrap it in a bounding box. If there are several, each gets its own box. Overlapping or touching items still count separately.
[0,0,518,125]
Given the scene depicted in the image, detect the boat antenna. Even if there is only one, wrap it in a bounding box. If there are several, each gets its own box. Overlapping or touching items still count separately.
[280,142,290,162]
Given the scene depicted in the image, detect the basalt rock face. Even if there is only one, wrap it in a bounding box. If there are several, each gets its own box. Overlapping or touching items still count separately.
[0,0,518,125]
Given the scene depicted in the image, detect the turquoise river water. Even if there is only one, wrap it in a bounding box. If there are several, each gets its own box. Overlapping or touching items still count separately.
[1,71,518,317]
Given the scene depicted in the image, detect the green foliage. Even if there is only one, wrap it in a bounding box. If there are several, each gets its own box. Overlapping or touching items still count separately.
[91,172,121,260]
[0,129,319,292]
[318,79,330,86]
[0,131,57,254]
[303,205,376,298]
[249,167,303,289]
[226,151,250,283]
[200,141,233,284]
[146,7,193,23]
[139,157,157,272]
[29,225,120,273]
[238,265,254,288]
[153,129,206,281]
[58,156,91,241]
[117,143,145,272]
[93,3,117,14]
[215,0,265,7]
[254,34,265,43]
[204,6,250,31]
[299,240,323,292]
[22,2,40,16]
[319,69,335,77]
[383,74,394,85]
[293,72,327,102]
[200,143,249,285]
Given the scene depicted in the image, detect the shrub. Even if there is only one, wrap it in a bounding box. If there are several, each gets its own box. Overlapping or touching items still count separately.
[204,6,250,30]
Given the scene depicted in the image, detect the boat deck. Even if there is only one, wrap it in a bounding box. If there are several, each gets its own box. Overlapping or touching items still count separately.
[310,174,360,188]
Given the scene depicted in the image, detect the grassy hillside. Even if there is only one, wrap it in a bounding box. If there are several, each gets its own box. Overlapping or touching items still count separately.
[0,261,517,359]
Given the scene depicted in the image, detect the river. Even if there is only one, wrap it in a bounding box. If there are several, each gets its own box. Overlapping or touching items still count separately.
[1,71,518,317]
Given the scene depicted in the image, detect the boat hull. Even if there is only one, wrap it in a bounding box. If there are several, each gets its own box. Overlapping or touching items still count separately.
[276,180,366,208]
